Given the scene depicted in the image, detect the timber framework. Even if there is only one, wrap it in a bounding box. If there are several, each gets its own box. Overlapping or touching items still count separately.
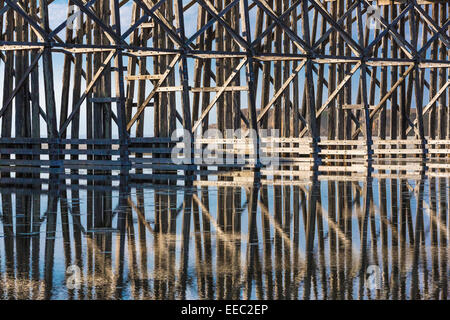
[0,0,449,183]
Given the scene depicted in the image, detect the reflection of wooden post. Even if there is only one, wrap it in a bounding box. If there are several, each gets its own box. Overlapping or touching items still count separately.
[153,190,161,298]
[244,184,259,299]
[345,182,354,299]
[283,183,291,299]
[201,187,214,299]
[60,191,73,299]
[419,193,428,299]
[274,183,283,299]
[14,193,29,299]
[390,177,399,299]
[411,179,424,299]
[358,177,371,299]
[114,175,128,299]
[316,182,327,300]
[2,193,14,298]
[303,180,318,300]
[31,191,42,299]
[260,184,273,299]
[429,177,439,299]
[337,181,345,299]
[438,178,448,299]
[168,188,178,299]
[192,190,206,298]
[225,185,233,298]
[378,178,389,299]
[177,193,192,299]
[44,190,59,299]
[87,187,94,299]
[399,178,407,299]
[126,204,139,298]
[328,181,337,299]
[136,189,148,297]
[217,183,225,299]
[232,186,242,299]
[70,188,84,299]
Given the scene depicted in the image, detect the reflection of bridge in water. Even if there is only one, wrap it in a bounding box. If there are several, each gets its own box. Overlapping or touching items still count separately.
[0,170,448,300]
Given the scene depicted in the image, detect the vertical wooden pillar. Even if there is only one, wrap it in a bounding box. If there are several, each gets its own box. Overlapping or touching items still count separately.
[39,0,60,167]
[411,7,426,159]
[60,2,74,140]
[399,2,408,140]
[438,2,447,140]
[282,0,291,139]
[231,2,241,131]
[71,7,84,182]
[240,0,261,169]
[292,2,300,137]
[273,0,282,133]
[302,0,319,165]
[327,0,337,142]
[357,2,373,166]
[112,0,130,170]
[390,3,398,140]
[1,8,14,179]
[175,0,194,183]
[216,0,225,136]
[378,6,389,141]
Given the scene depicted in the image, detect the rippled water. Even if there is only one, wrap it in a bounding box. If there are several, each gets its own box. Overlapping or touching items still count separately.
[0,174,449,300]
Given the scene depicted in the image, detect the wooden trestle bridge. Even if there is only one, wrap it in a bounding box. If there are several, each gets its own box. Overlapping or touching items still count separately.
[0,0,449,184]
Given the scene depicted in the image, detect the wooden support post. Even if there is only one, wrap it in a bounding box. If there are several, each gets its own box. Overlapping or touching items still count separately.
[302,0,319,166]
[240,0,261,169]
[411,6,426,160]
[437,2,447,140]
[175,0,194,183]
[39,0,60,168]
[327,0,337,142]
[59,2,74,140]
[357,1,373,166]
[112,0,130,171]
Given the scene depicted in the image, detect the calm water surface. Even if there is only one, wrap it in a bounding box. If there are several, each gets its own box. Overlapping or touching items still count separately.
[0,174,449,300]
